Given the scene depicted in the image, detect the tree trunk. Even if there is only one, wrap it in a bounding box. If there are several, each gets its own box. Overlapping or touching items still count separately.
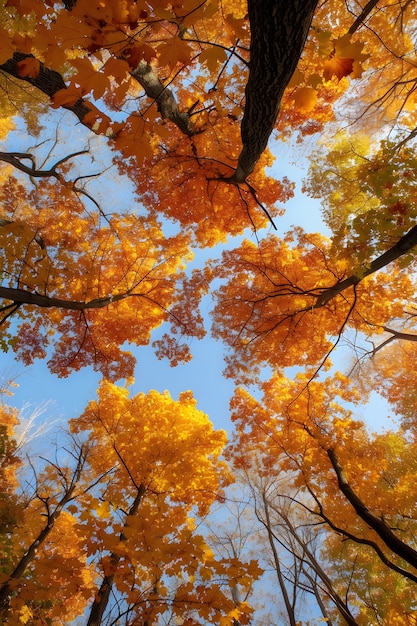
[232,0,319,182]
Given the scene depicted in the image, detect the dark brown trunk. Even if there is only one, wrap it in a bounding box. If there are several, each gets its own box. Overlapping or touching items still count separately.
[232,0,319,182]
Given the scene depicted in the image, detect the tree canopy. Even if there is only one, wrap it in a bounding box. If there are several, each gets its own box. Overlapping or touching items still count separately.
[1,0,417,623]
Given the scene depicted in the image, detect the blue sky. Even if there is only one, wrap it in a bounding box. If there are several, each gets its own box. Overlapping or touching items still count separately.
[1,118,393,441]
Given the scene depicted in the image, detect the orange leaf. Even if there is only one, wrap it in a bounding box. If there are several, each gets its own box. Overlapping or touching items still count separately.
[157,37,192,70]
[0,28,15,64]
[323,56,354,81]
[199,46,227,73]
[225,13,248,40]
[293,86,318,112]
[12,33,32,54]
[71,58,110,100]
[124,44,156,69]
[102,57,130,82]
[82,103,112,134]
[51,85,83,108]
[17,57,40,79]
[112,115,153,161]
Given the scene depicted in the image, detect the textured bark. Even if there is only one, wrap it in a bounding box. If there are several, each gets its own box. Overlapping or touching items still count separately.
[232,0,319,182]
[132,61,194,135]
[0,53,93,125]
[0,2,320,181]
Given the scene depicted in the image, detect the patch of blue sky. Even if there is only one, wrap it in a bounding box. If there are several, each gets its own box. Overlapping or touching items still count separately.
[1,106,393,441]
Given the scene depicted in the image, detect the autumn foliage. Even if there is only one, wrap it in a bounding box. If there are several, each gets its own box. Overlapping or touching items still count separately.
[1,0,417,623]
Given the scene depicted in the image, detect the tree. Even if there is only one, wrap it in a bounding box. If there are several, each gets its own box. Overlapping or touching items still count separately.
[0,381,262,625]
[226,372,417,624]
[2,0,417,623]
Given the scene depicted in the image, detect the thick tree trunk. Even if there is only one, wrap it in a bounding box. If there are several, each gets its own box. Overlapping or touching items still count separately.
[232,0,319,182]
[1,2,319,181]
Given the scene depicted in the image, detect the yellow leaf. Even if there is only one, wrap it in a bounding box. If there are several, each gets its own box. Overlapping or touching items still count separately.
[0,116,15,140]
[96,500,111,518]
[288,68,305,89]
[315,29,333,56]
[323,33,369,81]
[334,33,368,62]
[19,606,33,625]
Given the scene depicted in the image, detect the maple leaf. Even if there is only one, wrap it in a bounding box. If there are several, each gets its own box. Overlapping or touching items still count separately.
[334,33,368,64]
[70,58,110,100]
[323,34,369,81]
[157,37,192,70]
[323,56,354,81]
[0,28,15,64]
[102,57,130,83]
[51,85,84,108]
[123,43,156,69]
[11,33,32,54]
[225,13,248,41]
[82,103,112,134]
[17,57,40,79]
[199,46,228,73]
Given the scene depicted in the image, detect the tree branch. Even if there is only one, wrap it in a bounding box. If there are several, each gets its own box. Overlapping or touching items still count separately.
[0,286,128,310]
[348,0,380,35]
[0,53,95,126]
[327,447,417,571]
[0,444,88,616]
[315,497,417,584]
[86,483,146,626]
[315,224,417,308]
[131,61,194,136]
[0,150,89,179]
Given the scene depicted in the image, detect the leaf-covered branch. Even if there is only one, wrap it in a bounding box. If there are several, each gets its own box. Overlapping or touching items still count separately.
[86,483,146,626]
[315,224,417,308]
[0,286,127,310]
[327,447,417,571]
[0,53,95,126]
[0,443,88,617]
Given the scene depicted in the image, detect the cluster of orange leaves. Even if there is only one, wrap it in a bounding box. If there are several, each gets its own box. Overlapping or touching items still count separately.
[0,0,417,622]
